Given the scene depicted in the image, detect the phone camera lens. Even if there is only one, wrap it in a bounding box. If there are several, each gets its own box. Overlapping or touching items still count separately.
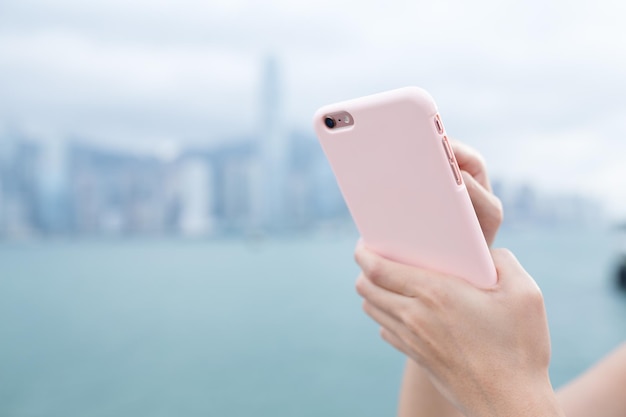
[324,117,336,129]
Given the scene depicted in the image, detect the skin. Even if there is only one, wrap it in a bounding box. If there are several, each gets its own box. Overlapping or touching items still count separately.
[353,141,626,417]
[395,141,502,417]
[355,245,563,417]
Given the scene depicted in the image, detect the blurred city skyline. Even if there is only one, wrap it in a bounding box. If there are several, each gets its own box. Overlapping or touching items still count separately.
[1,0,626,218]
[0,124,604,240]
[0,54,604,239]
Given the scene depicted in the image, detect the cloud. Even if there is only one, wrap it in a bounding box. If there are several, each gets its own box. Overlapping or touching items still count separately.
[1,0,626,211]
[0,31,259,147]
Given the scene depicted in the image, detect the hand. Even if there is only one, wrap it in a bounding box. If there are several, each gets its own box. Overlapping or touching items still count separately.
[451,140,502,246]
[354,245,564,417]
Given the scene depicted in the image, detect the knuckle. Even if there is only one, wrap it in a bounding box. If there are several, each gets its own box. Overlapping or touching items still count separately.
[361,299,371,314]
[355,275,367,296]
[527,284,545,304]
[518,281,545,313]
[418,283,446,308]
[433,286,452,308]
[484,196,504,236]
[353,247,364,265]
[367,257,385,283]
[521,277,545,311]
[394,301,411,321]
[379,326,389,340]
[474,153,487,170]
[401,308,423,333]
[380,327,406,355]
[398,274,414,297]
[492,247,514,263]
[492,196,504,222]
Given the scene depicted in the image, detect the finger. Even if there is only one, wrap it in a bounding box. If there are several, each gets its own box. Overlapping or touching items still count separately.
[362,300,415,357]
[380,326,412,357]
[355,243,416,296]
[449,140,491,191]
[461,171,503,246]
[362,299,410,342]
[356,273,411,320]
[355,245,475,306]
[491,248,539,292]
[355,244,439,297]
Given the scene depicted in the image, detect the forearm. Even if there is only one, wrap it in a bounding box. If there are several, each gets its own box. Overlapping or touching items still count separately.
[557,342,626,417]
[399,359,564,417]
[398,359,465,417]
[400,342,626,417]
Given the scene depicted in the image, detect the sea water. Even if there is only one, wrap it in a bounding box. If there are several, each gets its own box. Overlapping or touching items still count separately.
[0,230,625,416]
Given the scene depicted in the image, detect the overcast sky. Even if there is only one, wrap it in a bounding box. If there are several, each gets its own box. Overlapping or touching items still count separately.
[1,0,626,215]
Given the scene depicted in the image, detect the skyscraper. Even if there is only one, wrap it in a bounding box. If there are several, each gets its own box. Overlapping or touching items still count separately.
[178,157,214,236]
[259,55,288,232]
[36,139,70,234]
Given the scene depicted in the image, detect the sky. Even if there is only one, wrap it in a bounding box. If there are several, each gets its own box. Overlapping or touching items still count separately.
[1,0,626,215]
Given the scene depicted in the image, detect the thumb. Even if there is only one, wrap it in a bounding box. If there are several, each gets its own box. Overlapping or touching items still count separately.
[491,248,540,293]
[462,171,503,246]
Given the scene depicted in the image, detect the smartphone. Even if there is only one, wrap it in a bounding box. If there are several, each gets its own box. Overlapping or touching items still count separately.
[313,87,496,288]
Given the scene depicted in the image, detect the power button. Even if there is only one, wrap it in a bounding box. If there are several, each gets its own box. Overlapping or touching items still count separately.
[442,136,462,185]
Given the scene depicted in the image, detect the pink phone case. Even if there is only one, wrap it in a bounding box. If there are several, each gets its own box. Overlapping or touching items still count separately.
[313,87,497,288]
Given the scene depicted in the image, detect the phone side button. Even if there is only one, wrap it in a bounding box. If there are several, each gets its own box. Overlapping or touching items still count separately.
[442,136,453,161]
[434,114,445,134]
[451,161,463,185]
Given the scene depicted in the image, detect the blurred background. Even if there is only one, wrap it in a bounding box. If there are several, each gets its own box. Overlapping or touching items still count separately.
[1,0,626,416]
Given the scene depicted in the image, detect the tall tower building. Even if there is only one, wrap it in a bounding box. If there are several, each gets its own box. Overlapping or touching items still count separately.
[258,55,288,232]
[36,139,70,234]
[178,158,215,236]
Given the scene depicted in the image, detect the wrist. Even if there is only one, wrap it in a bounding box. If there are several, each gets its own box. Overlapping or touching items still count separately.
[509,380,564,417]
[469,374,564,417]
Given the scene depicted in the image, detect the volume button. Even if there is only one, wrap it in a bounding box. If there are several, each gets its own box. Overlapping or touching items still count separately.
[451,161,463,185]
[442,136,453,161]
[442,137,462,185]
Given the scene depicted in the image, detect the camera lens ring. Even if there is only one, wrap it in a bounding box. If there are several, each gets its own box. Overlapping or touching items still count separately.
[324,117,336,129]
